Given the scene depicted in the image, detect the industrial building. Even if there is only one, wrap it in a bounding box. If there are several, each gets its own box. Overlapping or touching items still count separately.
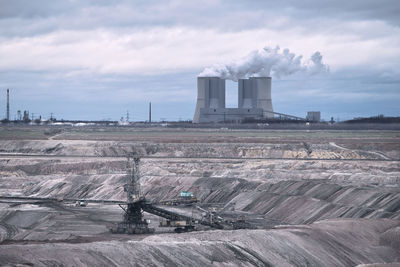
[193,77,274,123]
[307,111,321,122]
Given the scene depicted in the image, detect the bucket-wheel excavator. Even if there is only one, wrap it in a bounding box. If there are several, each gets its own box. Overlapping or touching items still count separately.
[110,157,223,234]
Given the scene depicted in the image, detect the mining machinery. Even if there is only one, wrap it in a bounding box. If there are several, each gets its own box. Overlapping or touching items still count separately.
[110,156,223,234]
[158,191,198,206]
[0,156,251,235]
[110,157,154,234]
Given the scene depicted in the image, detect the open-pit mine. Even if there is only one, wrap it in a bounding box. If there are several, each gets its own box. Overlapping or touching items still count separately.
[0,125,399,266]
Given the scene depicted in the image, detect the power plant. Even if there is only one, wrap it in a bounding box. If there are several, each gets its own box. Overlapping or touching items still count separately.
[193,77,274,123]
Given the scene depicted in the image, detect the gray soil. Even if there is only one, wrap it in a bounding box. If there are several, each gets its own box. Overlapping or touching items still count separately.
[0,126,399,266]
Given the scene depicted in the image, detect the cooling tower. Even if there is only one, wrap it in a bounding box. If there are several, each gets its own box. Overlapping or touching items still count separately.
[238,77,273,118]
[238,79,255,108]
[193,77,225,123]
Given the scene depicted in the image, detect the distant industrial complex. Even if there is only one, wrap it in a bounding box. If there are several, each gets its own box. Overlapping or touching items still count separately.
[193,76,311,123]
[6,81,398,125]
[193,77,274,123]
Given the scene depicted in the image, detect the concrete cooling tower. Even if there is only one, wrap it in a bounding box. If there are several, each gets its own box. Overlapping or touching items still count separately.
[193,77,226,123]
[193,76,273,123]
[238,77,273,118]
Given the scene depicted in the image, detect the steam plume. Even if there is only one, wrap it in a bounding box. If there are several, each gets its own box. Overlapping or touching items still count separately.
[199,46,328,81]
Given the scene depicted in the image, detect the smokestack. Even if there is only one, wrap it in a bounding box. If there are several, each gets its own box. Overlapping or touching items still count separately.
[6,89,9,121]
[149,102,151,123]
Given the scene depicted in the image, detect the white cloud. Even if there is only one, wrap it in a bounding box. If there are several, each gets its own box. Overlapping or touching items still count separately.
[1,19,399,78]
[0,0,399,120]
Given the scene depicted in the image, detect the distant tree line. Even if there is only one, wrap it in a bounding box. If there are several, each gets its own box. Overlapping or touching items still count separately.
[343,115,400,124]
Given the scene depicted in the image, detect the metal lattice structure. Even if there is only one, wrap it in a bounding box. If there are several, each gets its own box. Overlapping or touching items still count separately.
[125,157,141,203]
[111,156,225,234]
[111,156,154,234]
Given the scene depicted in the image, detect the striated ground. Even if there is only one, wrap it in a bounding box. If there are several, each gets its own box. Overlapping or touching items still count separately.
[0,126,399,266]
[1,219,399,266]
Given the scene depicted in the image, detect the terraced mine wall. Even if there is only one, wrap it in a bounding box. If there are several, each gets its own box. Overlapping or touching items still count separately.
[0,134,399,266]
[1,219,399,266]
[0,139,397,159]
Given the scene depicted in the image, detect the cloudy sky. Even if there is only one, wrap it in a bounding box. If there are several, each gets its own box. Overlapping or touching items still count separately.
[0,0,399,121]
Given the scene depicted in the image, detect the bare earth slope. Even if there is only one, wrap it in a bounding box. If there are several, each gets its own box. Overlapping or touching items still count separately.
[0,126,399,266]
[1,219,399,266]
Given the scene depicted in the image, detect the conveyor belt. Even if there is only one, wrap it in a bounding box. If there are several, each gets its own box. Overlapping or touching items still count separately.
[0,196,224,229]
[142,203,223,229]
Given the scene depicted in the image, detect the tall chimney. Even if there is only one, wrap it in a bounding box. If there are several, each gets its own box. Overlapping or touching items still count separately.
[149,102,152,123]
[6,89,10,121]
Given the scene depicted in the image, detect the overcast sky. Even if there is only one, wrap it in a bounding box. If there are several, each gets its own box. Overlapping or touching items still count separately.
[0,0,399,121]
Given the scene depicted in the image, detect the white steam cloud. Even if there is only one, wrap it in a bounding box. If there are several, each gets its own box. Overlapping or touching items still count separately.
[199,46,329,81]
